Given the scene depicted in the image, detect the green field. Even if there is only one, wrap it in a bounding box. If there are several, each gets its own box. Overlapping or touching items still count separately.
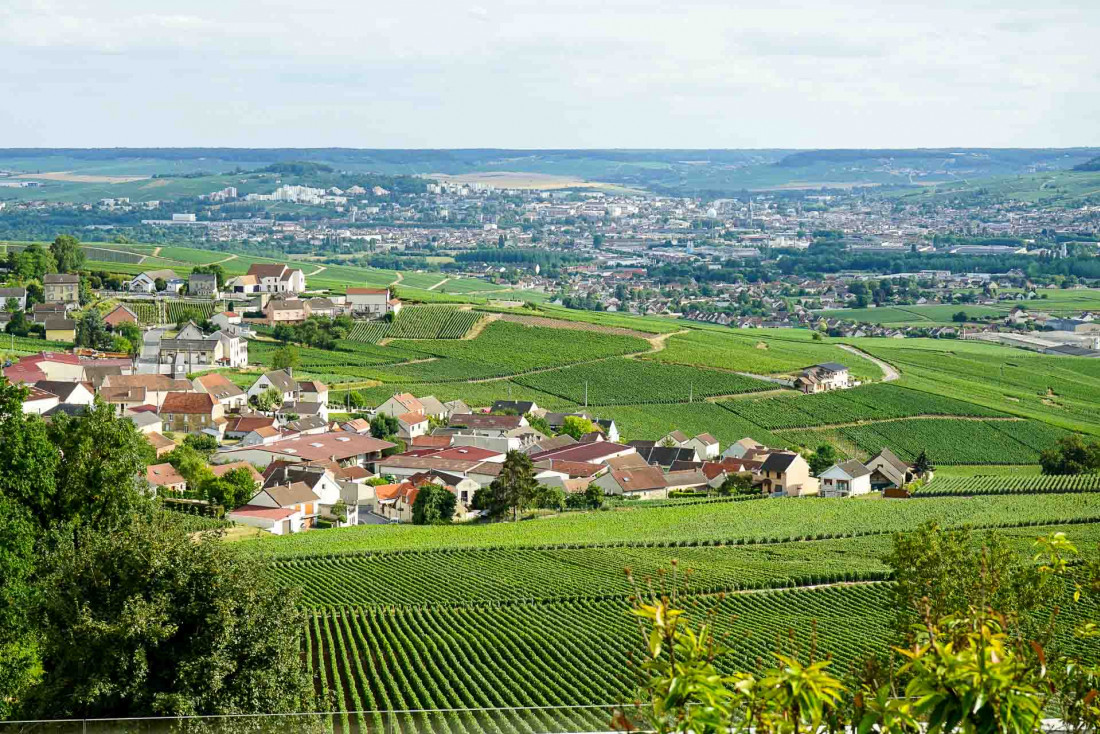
[816,303,1008,325]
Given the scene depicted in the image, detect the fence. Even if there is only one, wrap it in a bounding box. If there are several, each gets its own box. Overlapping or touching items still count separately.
[0,704,642,734]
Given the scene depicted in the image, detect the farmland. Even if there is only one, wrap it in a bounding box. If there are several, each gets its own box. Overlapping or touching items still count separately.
[916,473,1100,497]
[346,306,482,343]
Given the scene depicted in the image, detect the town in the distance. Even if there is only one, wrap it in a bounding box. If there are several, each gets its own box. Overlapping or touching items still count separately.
[3,147,1100,729]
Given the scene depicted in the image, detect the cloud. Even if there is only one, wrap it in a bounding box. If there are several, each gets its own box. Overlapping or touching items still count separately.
[0,0,1096,147]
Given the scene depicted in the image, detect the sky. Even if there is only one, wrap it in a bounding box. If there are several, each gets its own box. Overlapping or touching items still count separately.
[1,0,1098,149]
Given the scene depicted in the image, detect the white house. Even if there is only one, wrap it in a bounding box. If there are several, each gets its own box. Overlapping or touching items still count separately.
[346,287,399,318]
[396,411,429,440]
[723,437,763,460]
[240,263,306,294]
[818,459,873,498]
[795,363,851,394]
[685,433,720,459]
[247,369,299,403]
[129,269,180,293]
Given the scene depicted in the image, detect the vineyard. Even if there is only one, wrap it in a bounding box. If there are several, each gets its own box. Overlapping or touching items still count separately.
[775,417,1072,465]
[346,307,482,343]
[80,246,145,264]
[514,359,773,405]
[166,299,218,322]
[243,492,1100,558]
[718,383,1008,430]
[916,474,1100,497]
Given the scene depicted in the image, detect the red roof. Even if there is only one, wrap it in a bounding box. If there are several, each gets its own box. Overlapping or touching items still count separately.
[535,459,604,477]
[3,363,47,385]
[160,391,217,415]
[433,446,503,462]
[410,435,452,449]
[128,404,160,414]
[347,287,389,295]
[529,442,634,464]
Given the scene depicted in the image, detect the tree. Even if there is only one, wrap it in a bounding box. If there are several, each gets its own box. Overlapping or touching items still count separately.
[807,443,839,475]
[481,450,539,521]
[526,413,553,436]
[253,386,283,415]
[1040,434,1100,475]
[561,415,597,440]
[912,449,934,477]
[183,433,219,456]
[199,467,256,511]
[15,244,57,283]
[5,309,30,337]
[166,444,214,489]
[153,277,167,293]
[952,310,969,323]
[0,492,38,719]
[717,471,755,496]
[74,308,113,350]
[49,234,85,274]
[191,263,225,288]
[4,297,18,313]
[370,413,399,440]
[22,512,312,718]
[412,483,457,525]
[270,346,301,372]
[583,482,604,510]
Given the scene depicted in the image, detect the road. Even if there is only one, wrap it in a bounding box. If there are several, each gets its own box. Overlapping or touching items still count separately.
[838,344,899,381]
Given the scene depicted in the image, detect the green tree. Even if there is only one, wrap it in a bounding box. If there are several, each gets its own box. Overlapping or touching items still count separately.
[912,449,934,477]
[1039,435,1100,476]
[166,444,214,489]
[199,467,256,511]
[74,308,113,350]
[49,234,85,274]
[183,433,219,456]
[370,413,400,440]
[717,471,755,496]
[561,415,597,440]
[807,443,839,476]
[153,277,167,292]
[4,297,18,313]
[0,493,38,719]
[952,310,969,323]
[5,309,31,337]
[16,244,57,282]
[583,482,604,509]
[480,450,539,521]
[270,346,301,372]
[254,386,283,414]
[22,512,312,719]
[412,483,457,524]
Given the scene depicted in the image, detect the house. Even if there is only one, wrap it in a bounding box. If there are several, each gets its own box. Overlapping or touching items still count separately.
[245,263,306,294]
[442,399,471,419]
[663,469,709,493]
[628,442,700,468]
[210,460,265,487]
[238,425,286,446]
[34,380,95,406]
[99,385,149,413]
[529,440,637,465]
[346,287,397,318]
[128,269,179,294]
[264,298,308,326]
[397,412,429,440]
[207,329,248,368]
[759,452,818,497]
[22,386,60,415]
[104,304,139,328]
[416,395,446,420]
[192,372,248,410]
[277,400,329,424]
[491,400,539,416]
[226,504,304,535]
[210,311,242,331]
[247,369,299,403]
[299,380,329,406]
[262,461,354,525]
[145,462,187,492]
[865,448,913,491]
[159,391,225,434]
[594,466,669,500]
[31,302,69,323]
[223,274,259,294]
[145,431,175,458]
[159,323,248,372]
[304,297,337,318]
[660,430,691,447]
[213,431,395,470]
[376,392,424,418]
[819,459,873,498]
[225,414,277,439]
[126,410,164,435]
[0,286,27,310]
[188,272,219,299]
[44,318,76,342]
[685,433,720,460]
[448,413,528,436]
[794,363,851,394]
[100,374,193,408]
[338,417,372,435]
[723,437,764,460]
[43,273,80,304]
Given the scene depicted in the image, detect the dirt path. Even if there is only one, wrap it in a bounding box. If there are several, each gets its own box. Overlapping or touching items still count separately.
[305,264,327,277]
[460,313,500,340]
[643,329,688,354]
[427,277,450,291]
[151,246,162,257]
[211,253,239,265]
[838,344,899,381]
[705,388,790,402]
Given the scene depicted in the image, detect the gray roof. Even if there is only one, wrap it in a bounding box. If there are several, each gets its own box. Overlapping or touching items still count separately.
[817,362,848,372]
[872,447,909,474]
[261,482,319,507]
[44,273,79,284]
[263,369,298,393]
[761,451,800,474]
[836,459,872,479]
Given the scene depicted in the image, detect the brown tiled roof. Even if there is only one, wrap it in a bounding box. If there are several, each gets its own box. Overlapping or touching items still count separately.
[247,263,289,278]
[610,466,666,492]
[160,391,217,414]
[105,374,192,391]
[347,287,389,295]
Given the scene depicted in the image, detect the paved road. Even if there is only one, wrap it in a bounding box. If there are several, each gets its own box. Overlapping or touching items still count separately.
[838,344,899,381]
